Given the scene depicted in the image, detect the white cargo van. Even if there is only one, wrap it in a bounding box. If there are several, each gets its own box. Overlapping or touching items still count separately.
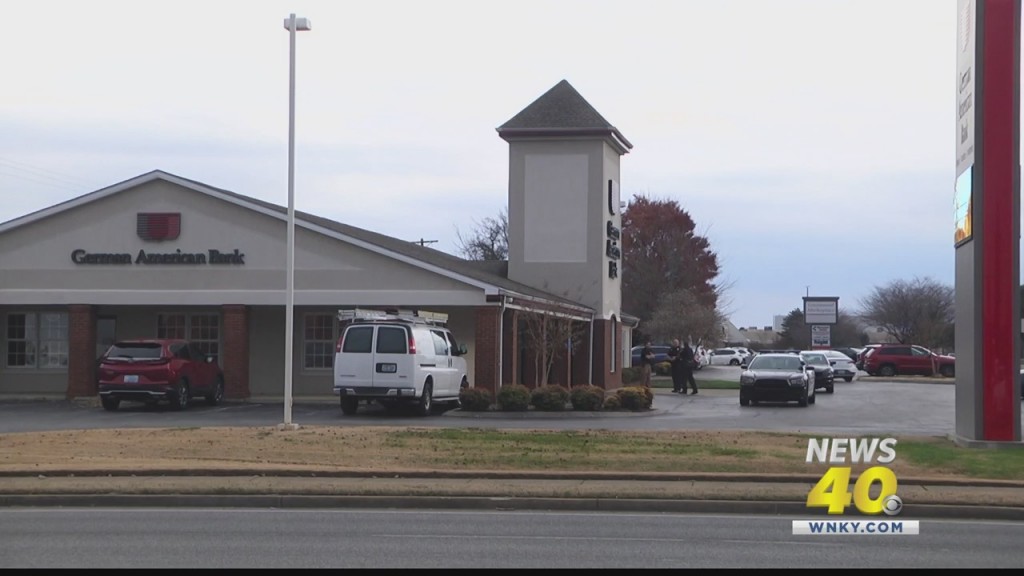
[333,309,469,416]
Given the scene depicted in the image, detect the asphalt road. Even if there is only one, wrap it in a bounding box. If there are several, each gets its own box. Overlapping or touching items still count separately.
[0,371,973,436]
[2,508,1021,568]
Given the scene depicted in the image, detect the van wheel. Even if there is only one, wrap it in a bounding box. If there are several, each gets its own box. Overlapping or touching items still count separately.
[453,377,469,408]
[340,397,359,415]
[415,383,433,416]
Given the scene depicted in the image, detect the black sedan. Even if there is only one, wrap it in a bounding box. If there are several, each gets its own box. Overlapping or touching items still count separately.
[799,350,835,394]
[739,353,816,407]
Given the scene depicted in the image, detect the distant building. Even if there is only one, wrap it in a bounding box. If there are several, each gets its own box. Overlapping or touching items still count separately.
[773,315,786,332]
[722,320,776,347]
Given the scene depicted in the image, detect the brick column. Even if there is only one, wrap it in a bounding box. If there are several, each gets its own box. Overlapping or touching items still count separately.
[572,320,591,386]
[222,305,250,399]
[501,309,519,386]
[474,306,501,395]
[67,304,96,399]
[590,319,621,390]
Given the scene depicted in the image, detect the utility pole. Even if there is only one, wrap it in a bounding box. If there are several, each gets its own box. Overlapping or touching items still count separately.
[413,238,438,247]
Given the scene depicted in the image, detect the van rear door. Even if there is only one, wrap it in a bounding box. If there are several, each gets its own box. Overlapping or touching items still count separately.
[334,325,374,392]
[372,324,411,391]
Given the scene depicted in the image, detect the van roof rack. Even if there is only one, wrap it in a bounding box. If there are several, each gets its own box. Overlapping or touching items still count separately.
[337,307,449,326]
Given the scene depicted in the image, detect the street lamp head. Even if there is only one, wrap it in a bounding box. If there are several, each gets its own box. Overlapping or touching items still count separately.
[283,15,312,31]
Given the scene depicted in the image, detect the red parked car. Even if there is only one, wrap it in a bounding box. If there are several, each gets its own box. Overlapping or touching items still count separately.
[862,344,955,378]
[97,339,224,411]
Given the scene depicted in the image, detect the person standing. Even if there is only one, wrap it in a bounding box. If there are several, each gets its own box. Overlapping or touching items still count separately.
[640,339,655,387]
[681,340,699,395]
[667,338,684,393]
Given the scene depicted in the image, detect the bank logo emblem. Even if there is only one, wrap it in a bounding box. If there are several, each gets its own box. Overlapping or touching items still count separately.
[137,213,181,241]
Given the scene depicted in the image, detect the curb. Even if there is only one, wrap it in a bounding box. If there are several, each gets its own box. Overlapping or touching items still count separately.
[442,409,666,419]
[1,493,1021,520]
[3,469,1023,488]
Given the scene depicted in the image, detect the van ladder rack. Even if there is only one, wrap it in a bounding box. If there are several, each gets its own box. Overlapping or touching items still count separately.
[337,307,448,326]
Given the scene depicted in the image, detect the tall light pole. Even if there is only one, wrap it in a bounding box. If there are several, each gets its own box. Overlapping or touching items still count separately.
[281,13,311,429]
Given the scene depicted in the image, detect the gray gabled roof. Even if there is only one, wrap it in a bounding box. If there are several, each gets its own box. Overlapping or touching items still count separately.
[497,79,633,153]
[70,170,594,312]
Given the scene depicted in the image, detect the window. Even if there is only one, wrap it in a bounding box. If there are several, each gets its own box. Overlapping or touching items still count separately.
[376,326,407,354]
[430,330,449,356]
[171,342,190,360]
[342,326,373,353]
[157,314,186,339]
[6,312,68,369]
[303,314,336,369]
[445,331,461,355]
[157,313,220,363]
[189,314,220,362]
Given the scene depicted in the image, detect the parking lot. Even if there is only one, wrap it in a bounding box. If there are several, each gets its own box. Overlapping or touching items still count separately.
[0,367,993,437]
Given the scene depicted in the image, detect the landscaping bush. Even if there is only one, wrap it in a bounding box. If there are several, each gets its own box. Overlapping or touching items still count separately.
[458,387,492,412]
[621,367,642,385]
[530,384,570,411]
[654,361,672,376]
[602,394,622,411]
[615,386,653,411]
[496,384,531,412]
[570,385,605,411]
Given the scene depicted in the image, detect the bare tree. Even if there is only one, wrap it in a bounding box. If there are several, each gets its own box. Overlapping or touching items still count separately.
[516,298,590,387]
[858,277,954,347]
[642,288,726,346]
[454,207,508,261]
[775,308,863,349]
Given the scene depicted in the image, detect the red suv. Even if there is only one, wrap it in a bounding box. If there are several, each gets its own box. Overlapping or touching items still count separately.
[862,344,955,378]
[97,339,225,411]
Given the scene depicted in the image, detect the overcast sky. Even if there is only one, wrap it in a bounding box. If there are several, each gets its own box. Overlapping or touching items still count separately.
[0,0,1011,328]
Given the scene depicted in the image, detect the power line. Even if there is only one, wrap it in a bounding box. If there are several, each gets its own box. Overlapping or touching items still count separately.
[0,157,97,189]
[0,168,88,194]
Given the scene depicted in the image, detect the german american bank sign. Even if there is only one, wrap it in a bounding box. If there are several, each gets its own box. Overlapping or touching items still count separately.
[71,212,246,266]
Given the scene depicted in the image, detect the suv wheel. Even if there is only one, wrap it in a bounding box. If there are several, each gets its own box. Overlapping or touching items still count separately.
[879,365,897,378]
[206,376,224,406]
[171,380,190,411]
[940,365,955,378]
[415,383,433,416]
[100,397,120,411]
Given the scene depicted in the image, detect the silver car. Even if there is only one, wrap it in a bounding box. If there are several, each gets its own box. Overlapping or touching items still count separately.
[823,350,858,382]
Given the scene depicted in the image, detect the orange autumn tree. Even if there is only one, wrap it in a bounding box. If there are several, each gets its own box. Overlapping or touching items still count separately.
[621,195,722,343]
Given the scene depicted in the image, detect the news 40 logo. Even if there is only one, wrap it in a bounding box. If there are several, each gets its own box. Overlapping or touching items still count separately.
[805,437,902,516]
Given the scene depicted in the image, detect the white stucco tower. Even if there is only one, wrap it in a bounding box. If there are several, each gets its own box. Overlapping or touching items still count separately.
[497,80,633,386]
[497,80,632,319]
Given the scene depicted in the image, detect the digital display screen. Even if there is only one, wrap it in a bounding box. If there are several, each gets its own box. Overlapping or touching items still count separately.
[954,166,973,246]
